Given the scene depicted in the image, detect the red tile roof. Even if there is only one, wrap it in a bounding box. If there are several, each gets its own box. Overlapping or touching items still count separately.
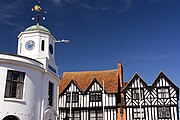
[59,69,122,94]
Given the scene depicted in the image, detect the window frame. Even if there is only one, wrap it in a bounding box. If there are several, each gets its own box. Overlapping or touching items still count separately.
[133,108,145,119]
[66,92,79,103]
[89,109,103,120]
[66,110,80,120]
[48,82,54,106]
[158,107,171,118]
[89,91,102,102]
[158,88,169,99]
[41,40,45,51]
[4,70,25,99]
[132,88,144,100]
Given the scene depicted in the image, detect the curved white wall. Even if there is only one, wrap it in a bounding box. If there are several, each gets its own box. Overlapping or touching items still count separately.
[0,54,60,120]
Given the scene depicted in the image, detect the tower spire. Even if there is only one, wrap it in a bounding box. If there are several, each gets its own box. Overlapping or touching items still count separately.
[31,0,47,25]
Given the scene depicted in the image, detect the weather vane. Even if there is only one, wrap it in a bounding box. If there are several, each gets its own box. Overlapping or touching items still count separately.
[31,0,47,25]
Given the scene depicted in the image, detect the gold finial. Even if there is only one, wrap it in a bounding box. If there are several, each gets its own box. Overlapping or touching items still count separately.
[32,5,42,12]
[31,0,47,25]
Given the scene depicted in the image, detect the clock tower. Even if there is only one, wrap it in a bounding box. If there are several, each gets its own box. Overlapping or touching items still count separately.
[17,24,58,75]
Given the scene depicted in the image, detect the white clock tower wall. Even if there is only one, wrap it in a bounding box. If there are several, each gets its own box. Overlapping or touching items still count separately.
[17,31,55,61]
[17,30,58,75]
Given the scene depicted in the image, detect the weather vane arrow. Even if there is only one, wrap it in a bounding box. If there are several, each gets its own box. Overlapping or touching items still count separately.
[31,0,47,25]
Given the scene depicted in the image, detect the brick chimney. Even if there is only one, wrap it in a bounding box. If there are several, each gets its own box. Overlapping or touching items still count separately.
[117,61,123,87]
[117,61,126,120]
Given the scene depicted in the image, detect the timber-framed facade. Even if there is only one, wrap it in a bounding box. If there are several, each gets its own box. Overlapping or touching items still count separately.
[59,62,126,120]
[59,62,179,120]
[122,72,179,120]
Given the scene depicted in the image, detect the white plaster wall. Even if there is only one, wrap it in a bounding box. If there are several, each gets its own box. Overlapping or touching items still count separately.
[17,31,56,62]
[0,62,43,120]
[0,55,60,120]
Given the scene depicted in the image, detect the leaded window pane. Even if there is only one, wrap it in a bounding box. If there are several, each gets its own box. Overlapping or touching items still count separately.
[133,108,145,119]
[158,88,169,98]
[90,110,103,120]
[4,70,25,99]
[132,89,144,99]
[90,92,102,102]
[66,92,79,103]
[158,107,170,118]
[90,110,96,117]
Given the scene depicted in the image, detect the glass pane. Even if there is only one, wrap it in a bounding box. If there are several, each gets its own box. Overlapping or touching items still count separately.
[17,83,23,98]
[4,81,11,97]
[90,94,95,101]
[90,118,96,120]
[12,82,17,97]
[13,72,19,81]
[74,111,80,117]
[97,118,103,120]
[74,118,80,120]
[97,110,103,117]
[67,94,70,102]
[73,93,78,101]
[7,71,12,80]
[90,110,96,117]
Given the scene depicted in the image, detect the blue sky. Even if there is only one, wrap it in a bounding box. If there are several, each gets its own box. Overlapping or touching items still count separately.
[0,0,180,88]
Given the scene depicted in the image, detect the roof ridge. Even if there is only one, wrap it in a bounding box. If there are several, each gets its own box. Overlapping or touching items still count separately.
[63,69,117,74]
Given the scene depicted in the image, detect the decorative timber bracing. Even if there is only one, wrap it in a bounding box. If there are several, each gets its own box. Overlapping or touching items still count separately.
[122,72,179,120]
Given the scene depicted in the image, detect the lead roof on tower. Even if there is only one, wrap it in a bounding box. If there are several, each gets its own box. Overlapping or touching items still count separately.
[25,24,50,33]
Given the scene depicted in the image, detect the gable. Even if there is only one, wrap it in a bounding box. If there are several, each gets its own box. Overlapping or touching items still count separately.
[152,72,179,90]
[122,73,148,92]
[60,80,80,95]
[85,78,103,93]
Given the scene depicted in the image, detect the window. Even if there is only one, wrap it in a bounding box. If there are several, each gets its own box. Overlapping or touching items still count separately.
[132,89,144,100]
[158,88,169,98]
[90,92,102,102]
[4,70,25,99]
[66,110,80,120]
[48,82,54,106]
[133,108,145,119]
[66,92,79,103]
[90,110,103,120]
[20,43,22,53]
[158,107,170,118]
[41,40,45,51]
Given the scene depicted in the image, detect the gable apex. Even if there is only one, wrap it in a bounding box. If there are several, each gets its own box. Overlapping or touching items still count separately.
[122,72,147,92]
[152,71,179,89]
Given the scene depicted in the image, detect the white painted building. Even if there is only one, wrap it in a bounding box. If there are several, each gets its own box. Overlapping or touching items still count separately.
[0,24,60,120]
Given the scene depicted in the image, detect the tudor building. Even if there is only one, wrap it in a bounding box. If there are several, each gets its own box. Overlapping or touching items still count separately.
[122,72,179,120]
[59,62,127,120]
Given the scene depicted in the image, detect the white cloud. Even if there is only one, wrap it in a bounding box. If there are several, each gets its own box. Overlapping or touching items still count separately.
[47,0,63,6]
[47,0,134,12]
[129,55,176,61]
[0,1,24,30]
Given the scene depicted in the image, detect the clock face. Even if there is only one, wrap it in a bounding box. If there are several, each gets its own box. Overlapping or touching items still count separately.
[49,44,53,55]
[25,40,35,50]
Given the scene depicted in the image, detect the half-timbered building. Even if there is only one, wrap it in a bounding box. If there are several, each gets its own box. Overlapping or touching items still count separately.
[59,62,127,120]
[122,72,179,120]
